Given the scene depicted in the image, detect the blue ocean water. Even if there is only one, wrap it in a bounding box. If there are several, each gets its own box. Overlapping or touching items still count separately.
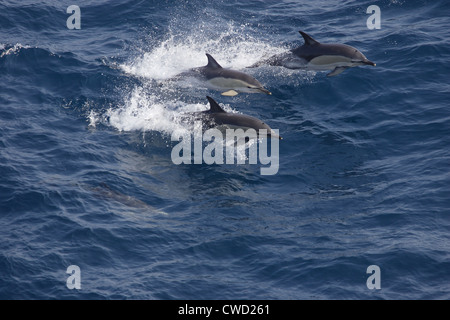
[0,0,449,300]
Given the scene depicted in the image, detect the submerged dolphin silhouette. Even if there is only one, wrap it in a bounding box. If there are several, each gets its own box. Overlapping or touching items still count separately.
[84,183,167,214]
[192,96,281,140]
[250,31,375,76]
[177,54,272,96]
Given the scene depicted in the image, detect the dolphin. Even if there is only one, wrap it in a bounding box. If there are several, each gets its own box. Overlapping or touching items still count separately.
[177,53,271,96]
[84,182,168,214]
[249,31,375,76]
[193,96,282,139]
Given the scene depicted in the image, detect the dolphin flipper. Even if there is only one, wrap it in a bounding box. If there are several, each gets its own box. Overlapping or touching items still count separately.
[327,66,349,77]
[221,90,239,96]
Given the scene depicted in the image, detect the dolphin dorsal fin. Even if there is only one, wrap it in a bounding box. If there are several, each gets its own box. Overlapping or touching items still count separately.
[205,53,223,69]
[206,96,226,113]
[299,31,320,46]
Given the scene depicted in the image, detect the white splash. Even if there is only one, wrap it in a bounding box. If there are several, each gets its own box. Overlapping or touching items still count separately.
[91,22,284,138]
[105,86,202,138]
[0,43,31,58]
[119,31,283,81]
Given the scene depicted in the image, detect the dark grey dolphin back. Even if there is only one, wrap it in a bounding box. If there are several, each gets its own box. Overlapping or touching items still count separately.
[292,30,363,63]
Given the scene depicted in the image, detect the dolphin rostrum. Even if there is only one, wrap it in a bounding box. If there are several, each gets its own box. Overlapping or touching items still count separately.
[194,96,281,139]
[177,54,272,96]
[249,31,375,76]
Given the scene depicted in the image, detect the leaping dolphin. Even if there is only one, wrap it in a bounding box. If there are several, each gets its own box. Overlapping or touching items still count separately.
[249,31,375,77]
[177,54,272,96]
[194,96,282,139]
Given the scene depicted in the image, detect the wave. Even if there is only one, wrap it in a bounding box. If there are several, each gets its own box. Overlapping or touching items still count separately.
[0,43,32,58]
